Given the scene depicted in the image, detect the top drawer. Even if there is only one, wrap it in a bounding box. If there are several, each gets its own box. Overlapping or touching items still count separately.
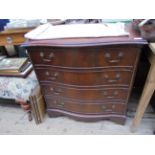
[27,46,140,68]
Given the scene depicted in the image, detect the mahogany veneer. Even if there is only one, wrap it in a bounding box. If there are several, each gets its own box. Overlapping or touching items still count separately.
[24,26,147,124]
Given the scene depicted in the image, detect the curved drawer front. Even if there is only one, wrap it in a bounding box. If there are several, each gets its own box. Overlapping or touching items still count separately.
[28,46,139,68]
[45,97,126,115]
[41,84,129,101]
[35,68,132,86]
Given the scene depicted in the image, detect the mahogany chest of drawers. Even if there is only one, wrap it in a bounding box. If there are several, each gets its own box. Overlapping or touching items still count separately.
[25,33,147,124]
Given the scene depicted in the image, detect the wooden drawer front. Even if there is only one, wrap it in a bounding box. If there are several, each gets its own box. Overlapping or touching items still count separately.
[35,68,132,86]
[0,34,26,45]
[41,84,129,101]
[28,46,139,68]
[45,97,126,115]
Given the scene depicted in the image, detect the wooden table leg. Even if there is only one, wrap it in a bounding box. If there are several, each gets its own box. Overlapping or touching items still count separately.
[131,62,155,132]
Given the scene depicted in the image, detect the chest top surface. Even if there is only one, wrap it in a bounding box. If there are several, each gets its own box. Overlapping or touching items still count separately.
[23,24,147,48]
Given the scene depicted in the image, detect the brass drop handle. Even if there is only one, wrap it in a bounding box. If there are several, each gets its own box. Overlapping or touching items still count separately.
[58,101,65,107]
[107,96,114,99]
[103,90,119,99]
[107,91,119,98]
[40,51,55,62]
[46,71,59,80]
[104,73,121,83]
[102,105,115,112]
[54,91,61,95]
[103,91,114,99]
[112,105,115,109]
[102,105,106,110]
[113,91,119,95]
[53,100,65,107]
[53,100,57,104]
[50,87,63,95]
[102,105,112,112]
[105,52,124,63]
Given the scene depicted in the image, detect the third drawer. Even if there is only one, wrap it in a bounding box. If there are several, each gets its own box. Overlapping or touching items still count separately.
[41,83,129,102]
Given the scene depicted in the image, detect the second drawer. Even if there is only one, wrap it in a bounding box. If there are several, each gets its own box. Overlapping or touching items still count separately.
[35,68,133,86]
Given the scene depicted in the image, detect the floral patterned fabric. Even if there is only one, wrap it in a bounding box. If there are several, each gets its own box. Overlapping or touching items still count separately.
[0,71,38,101]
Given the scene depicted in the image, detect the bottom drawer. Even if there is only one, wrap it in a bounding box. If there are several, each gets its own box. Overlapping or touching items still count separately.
[45,97,126,115]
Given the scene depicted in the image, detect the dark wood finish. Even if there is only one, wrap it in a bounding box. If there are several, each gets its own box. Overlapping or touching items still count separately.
[25,24,147,124]
[35,67,133,86]
[28,46,140,68]
[47,109,126,124]
[41,83,129,101]
[45,96,126,114]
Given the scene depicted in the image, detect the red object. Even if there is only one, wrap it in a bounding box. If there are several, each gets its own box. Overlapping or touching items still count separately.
[16,99,32,121]
[16,99,30,111]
